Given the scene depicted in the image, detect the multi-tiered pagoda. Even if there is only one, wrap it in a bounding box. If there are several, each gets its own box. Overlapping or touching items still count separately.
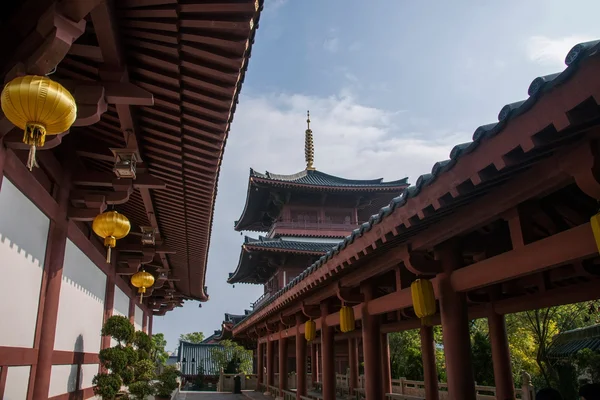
[222,112,409,375]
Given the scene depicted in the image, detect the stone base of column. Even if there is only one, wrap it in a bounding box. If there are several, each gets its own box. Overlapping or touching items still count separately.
[275,396,283,400]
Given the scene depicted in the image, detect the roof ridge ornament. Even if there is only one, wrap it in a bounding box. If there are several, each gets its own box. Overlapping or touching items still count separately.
[305,110,315,171]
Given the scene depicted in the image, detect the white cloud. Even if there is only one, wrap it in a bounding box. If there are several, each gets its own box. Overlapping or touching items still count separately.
[526,35,594,67]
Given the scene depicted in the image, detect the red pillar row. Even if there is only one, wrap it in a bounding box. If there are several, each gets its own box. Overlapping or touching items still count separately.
[278,324,288,399]
[320,302,335,400]
[436,241,476,400]
[295,314,307,400]
[420,325,439,400]
[361,283,383,400]
[32,174,71,400]
[488,308,515,400]
[348,338,359,395]
[266,339,275,392]
[257,342,264,388]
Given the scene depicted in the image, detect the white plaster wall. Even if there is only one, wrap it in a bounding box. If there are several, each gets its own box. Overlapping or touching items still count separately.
[134,304,143,331]
[113,285,129,317]
[4,366,30,400]
[54,240,106,354]
[0,178,49,348]
[49,363,99,397]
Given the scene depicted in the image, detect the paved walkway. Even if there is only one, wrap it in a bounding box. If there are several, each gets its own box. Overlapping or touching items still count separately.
[176,391,266,400]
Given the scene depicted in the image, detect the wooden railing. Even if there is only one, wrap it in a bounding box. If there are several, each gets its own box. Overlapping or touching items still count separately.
[216,371,259,392]
[249,372,535,400]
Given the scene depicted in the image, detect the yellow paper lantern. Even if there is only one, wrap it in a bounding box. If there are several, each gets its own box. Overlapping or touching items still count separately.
[411,279,436,326]
[1,75,77,170]
[590,213,600,254]
[131,270,155,303]
[92,210,131,263]
[305,319,316,341]
[340,305,355,333]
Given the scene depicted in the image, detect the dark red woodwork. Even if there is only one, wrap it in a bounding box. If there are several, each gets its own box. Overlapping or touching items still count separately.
[380,333,391,394]
[310,342,318,387]
[436,242,476,400]
[420,326,439,400]
[320,302,335,400]
[257,342,264,387]
[32,172,71,400]
[278,324,288,397]
[360,284,383,400]
[295,314,307,399]
[266,340,274,390]
[488,308,515,400]
[348,338,359,395]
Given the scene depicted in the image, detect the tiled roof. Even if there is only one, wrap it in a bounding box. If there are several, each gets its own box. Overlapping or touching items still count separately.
[250,169,408,188]
[549,324,600,358]
[244,236,339,253]
[227,236,339,284]
[232,39,600,329]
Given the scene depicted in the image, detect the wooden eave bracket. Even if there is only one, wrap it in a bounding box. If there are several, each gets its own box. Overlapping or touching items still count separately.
[278,313,295,327]
[301,302,321,319]
[559,139,600,199]
[72,172,166,190]
[336,282,363,304]
[400,245,442,276]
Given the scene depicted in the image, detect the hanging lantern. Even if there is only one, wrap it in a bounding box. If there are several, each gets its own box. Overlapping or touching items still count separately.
[340,305,355,333]
[92,210,131,263]
[590,212,600,254]
[1,75,77,170]
[131,270,155,303]
[411,279,436,326]
[305,319,316,341]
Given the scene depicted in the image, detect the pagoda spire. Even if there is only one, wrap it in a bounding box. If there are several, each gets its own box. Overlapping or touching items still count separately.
[305,110,315,170]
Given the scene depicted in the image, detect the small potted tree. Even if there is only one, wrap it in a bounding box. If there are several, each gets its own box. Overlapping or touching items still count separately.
[154,365,181,400]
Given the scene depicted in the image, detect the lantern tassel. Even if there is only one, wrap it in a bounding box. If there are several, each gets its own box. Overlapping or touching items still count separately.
[23,123,46,171]
[105,246,111,263]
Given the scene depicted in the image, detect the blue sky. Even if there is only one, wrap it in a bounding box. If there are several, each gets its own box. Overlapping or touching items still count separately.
[153,0,600,351]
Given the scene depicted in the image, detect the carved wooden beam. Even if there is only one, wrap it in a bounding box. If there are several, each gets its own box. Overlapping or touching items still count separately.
[336,282,363,304]
[118,243,175,254]
[72,172,166,190]
[400,245,442,276]
[278,313,295,327]
[67,205,107,222]
[560,139,600,199]
[301,302,321,319]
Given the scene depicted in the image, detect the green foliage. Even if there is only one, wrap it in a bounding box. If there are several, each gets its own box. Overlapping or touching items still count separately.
[94,315,158,399]
[156,365,181,397]
[134,359,156,382]
[179,331,205,343]
[152,333,169,365]
[92,373,122,400]
[102,315,135,345]
[211,340,253,374]
[575,348,600,383]
[389,330,424,380]
[128,380,156,400]
[99,346,129,375]
[470,328,494,386]
[134,331,153,353]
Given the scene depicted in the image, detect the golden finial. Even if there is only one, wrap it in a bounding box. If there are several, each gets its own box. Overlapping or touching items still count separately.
[305,110,315,170]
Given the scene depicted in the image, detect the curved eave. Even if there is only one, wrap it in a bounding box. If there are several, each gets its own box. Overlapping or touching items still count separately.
[234,176,410,232]
[227,243,328,284]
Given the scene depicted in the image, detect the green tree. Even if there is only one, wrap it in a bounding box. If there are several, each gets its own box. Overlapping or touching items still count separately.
[211,340,253,374]
[152,333,169,365]
[179,332,205,343]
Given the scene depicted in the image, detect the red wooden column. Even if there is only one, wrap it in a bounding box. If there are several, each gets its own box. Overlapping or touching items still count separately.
[488,308,515,400]
[320,302,335,400]
[142,311,148,333]
[420,326,440,400]
[360,283,383,400]
[266,339,275,393]
[295,314,307,400]
[148,314,153,337]
[278,324,288,398]
[435,241,476,400]
[32,174,71,400]
[128,296,135,325]
[101,265,116,353]
[257,342,264,387]
[381,333,392,394]
[310,342,318,387]
[348,338,359,395]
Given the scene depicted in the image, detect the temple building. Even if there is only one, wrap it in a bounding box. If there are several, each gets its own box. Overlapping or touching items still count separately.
[225,40,600,400]
[0,1,263,398]
[223,113,409,377]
